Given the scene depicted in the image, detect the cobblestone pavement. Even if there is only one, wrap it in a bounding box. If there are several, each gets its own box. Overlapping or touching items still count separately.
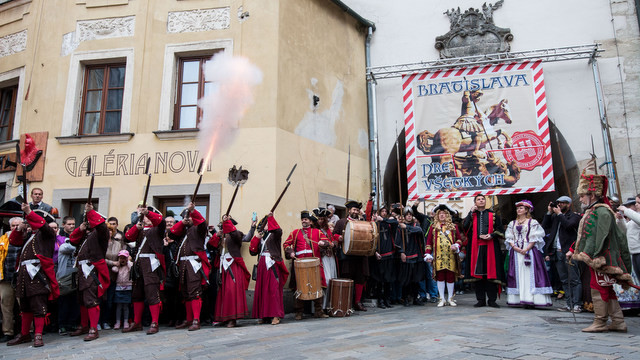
[2,294,638,359]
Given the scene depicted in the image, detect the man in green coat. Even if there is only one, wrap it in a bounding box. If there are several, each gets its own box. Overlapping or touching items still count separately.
[569,162,633,333]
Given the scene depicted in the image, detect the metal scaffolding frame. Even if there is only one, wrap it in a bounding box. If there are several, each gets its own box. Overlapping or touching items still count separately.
[367,44,602,80]
[366,43,622,197]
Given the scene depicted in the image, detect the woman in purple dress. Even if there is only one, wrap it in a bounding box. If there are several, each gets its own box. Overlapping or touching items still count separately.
[505,200,553,308]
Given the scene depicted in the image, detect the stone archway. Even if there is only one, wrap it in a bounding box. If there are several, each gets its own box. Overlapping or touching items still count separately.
[382,121,579,223]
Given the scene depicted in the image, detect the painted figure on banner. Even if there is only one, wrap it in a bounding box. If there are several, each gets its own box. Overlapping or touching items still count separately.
[404,61,555,200]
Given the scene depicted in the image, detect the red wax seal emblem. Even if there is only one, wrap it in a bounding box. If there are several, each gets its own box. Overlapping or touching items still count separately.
[504,130,545,171]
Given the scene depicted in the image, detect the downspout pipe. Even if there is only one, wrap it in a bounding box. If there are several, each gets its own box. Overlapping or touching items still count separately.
[366,26,379,206]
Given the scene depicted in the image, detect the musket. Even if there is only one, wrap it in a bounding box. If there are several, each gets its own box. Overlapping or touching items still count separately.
[87,157,95,204]
[141,158,151,207]
[346,144,351,201]
[271,163,297,213]
[191,159,204,203]
[83,157,95,224]
[258,163,297,233]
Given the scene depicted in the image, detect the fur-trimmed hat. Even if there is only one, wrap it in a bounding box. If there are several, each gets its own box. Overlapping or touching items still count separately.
[515,199,534,213]
[577,159,608,199]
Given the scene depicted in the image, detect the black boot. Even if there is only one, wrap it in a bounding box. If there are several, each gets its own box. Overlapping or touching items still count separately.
[377,299,387,309]
[383,298,393,308]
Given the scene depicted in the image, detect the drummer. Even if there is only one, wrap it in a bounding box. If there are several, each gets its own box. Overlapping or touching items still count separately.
[284,210,330,320]
[333,201,370,312]
[312,208,338,313]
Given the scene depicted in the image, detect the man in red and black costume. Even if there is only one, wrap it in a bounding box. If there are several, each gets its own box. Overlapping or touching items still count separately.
[168,202,211,331]
[68,203,110,341]
[7,203,59,348]
[462,194,505,308]
[333,201,369,311]
[284,210,330,320]
[249,213,289,325]
[208,215,250,328]
[123,206,166,334]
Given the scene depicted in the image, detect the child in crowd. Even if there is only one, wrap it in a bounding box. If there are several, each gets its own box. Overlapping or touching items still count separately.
[112,250,133,330]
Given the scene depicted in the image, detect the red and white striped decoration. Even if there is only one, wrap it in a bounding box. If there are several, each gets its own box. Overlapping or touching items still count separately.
[402,60,555,201]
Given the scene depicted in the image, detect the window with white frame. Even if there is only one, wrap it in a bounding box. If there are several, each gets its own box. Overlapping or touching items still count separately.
[156,40,231,135]
[0,67,24,143]
[80,63,126,134]
[61,49,134,139]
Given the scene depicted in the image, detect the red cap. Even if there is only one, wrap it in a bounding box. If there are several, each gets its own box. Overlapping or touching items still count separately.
[86,209,105,228]
[222,219,236,233]
[190,209,205,226]
[267,216,280,231]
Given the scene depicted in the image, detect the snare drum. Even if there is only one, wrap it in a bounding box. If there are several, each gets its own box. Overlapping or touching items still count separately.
[329,278,353,317]
[294,258,323,300]
[343,220,379,256]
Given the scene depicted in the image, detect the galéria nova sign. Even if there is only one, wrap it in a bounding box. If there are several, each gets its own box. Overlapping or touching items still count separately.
[64,150,211,177]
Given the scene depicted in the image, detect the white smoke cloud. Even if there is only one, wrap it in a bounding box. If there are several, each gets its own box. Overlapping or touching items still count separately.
[198,53,263,162]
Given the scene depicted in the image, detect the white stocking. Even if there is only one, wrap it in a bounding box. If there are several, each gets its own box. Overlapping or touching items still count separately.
[447,282,455,301]
[437,281,445,300]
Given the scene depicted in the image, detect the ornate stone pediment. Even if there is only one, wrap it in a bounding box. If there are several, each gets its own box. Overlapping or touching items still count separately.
[167,7,230,34]
[435,0,513,58]
[0,30,27,58]
[61,16,135,56]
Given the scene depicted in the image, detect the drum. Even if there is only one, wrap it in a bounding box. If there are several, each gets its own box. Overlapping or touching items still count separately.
[294,258,322,300]
[329,278,354,317]
[343,220,379,256]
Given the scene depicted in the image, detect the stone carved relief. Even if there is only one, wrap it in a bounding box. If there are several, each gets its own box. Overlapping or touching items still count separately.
[435,0,513,58]
[0,30,27,58]
[60,16,135,56]
[167,7,230,33]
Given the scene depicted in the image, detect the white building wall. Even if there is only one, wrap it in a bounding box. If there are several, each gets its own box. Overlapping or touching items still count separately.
[345,0,640,198]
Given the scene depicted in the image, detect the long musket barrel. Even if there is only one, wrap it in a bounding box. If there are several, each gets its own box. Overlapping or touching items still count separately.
[192,159,204,201]
[271,163,297,212]
[141,158,151,207]
[258,163,297,232]
[87,157,94,204]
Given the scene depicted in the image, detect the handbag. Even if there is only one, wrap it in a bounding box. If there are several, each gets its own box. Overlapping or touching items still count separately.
[58,270,78,296]
[252,264,258,281]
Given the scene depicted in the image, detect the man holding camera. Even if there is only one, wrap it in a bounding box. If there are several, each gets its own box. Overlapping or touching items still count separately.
[542,196,582,312]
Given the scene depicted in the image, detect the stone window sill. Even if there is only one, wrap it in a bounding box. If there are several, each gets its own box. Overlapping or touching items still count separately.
[55,133,134,145]
[153,129,199,141]
[0,139,19,152]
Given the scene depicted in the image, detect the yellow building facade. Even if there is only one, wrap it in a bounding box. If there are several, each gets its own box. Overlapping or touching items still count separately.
[0,0,372,265]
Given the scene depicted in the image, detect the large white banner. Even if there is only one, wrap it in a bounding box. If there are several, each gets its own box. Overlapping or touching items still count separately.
[402,61,554,200]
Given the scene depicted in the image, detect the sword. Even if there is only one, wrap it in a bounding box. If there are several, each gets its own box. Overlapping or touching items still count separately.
[199,266,210,285]
[566,259,577,323]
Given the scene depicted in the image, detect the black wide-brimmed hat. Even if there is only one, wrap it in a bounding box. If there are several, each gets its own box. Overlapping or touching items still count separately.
[313,207,331,218]
[301,210,317,222]
[345,200,362,209]
[33,209,56,224]
[433,204,457,216]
